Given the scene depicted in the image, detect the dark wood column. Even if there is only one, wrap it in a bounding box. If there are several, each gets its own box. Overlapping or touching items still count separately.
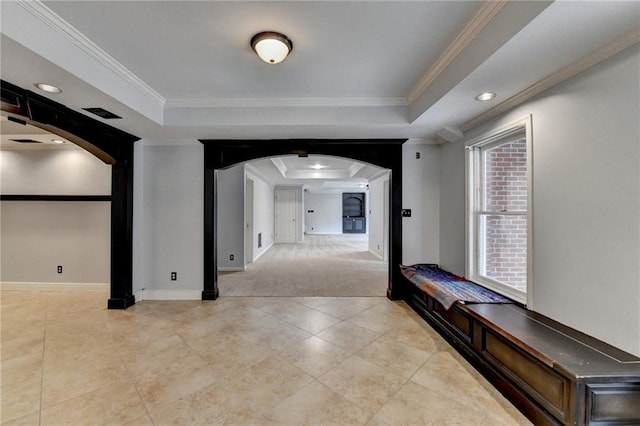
[388,161,404,300]
[202,166,219,300]
[108,144,135,309]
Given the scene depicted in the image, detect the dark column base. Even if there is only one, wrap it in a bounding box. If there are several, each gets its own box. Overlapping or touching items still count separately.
[107,295,136,309]
[387,272,406,300]
[202,289,219,300]
[387,287,403,300]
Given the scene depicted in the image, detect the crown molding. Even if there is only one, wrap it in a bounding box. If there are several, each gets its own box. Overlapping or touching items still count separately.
[270,158,287,178]
[16,0,166,108]
[165,97,407,109]
[461,28,640,132]
[406,0,507,105]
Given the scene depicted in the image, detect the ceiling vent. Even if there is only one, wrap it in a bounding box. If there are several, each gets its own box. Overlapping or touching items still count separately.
[10,138,42,144]
[82,107,121,119]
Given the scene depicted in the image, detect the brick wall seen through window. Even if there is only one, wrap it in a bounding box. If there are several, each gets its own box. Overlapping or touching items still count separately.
[481,138,527,291]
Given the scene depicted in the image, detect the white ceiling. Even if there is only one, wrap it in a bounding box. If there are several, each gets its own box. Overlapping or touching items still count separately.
[1,0,638,186]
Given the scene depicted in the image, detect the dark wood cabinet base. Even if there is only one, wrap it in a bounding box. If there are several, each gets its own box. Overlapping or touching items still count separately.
[404,283,640,426]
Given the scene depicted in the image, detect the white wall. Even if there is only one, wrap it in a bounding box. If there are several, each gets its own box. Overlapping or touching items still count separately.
[402,143,441,266]
[0,148,111,195]
[305,192,342,234]
[132,141,145,298]
[217,164,245,269]
[137,142,203,298]
[1,201,110,286]
[439,141,466,276]
[245,167,275,261]
[0,147,111,289]
[439,45,640,356]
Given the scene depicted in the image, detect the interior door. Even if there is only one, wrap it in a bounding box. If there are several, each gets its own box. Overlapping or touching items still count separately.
[275,189,297,243]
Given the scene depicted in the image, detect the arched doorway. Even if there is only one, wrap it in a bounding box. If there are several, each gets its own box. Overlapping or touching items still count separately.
[1,80,139,309]
[200,139,406,301]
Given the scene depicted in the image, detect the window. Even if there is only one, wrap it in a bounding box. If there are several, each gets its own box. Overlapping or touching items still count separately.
[466,116,532,305]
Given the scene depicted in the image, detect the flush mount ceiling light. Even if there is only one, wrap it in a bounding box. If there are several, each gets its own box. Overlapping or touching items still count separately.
[251,31,293,64]
[34,83,62,93]
[475,92,496,101]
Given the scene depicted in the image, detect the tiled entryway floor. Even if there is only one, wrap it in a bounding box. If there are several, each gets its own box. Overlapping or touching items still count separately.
[1,291,531,425]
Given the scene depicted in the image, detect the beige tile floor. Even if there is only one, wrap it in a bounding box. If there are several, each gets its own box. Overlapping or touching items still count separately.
[1,291,532,425]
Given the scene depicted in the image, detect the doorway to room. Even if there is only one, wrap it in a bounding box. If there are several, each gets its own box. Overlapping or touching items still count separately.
[217,152,392,297]
[201,139,405,302]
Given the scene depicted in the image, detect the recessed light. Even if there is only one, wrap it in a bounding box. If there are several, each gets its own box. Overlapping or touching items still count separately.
[34,83,62,93]
[475,92,496,101]
[51,139,65,144]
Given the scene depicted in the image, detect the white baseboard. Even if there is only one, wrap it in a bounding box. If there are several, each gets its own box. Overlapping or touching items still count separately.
[140,289,201,300]
[252,242,274,262]
[133,289,144,303]
[0,282,109,292]
[218,266,246,272]
[368,249,384,260]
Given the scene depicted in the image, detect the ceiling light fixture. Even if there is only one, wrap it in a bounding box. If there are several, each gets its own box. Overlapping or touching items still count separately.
[251,31,293,64]
[475,92,496,101]
[34,83,62,93]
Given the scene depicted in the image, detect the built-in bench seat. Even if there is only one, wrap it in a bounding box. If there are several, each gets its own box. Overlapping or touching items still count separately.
[402,268,640,425]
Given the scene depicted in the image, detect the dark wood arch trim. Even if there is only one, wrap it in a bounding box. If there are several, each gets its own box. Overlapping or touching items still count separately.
[200,139,406,301]
[1,80,139,309]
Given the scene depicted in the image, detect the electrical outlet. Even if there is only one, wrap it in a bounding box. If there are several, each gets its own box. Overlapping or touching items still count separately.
[57,265,63,274]
[171,272,177,281]
[230,254,234,261]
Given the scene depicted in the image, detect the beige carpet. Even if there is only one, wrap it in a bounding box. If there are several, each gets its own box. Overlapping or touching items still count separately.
[219,234,388,297]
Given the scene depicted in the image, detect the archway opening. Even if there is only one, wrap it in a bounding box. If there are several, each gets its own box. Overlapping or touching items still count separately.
[217,154,391,297]
[200,139,406,301]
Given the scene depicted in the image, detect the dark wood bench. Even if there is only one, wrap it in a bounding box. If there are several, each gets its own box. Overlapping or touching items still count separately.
[403,276,640,425]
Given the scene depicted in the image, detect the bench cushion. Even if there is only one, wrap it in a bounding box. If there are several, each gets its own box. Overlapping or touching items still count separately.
[400,264,511,309]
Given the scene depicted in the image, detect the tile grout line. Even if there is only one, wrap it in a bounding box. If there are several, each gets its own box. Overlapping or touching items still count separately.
[37,295,49,426]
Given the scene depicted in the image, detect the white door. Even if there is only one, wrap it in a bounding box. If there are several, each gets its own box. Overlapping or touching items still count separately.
[275,189,297,243]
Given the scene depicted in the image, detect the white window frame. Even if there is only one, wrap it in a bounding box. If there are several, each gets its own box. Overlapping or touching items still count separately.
[465,115,533,307]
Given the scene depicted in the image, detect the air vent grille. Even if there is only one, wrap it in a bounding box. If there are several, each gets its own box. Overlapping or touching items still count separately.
[10,139,42,144]
[83,107,121,119]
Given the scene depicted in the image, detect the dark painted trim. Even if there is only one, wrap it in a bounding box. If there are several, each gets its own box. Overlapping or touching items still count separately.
[2,80,138,163]
[200,139,406,301]
[2,79,139,310]
[1,195,111,202]
[202,167,219,300]
[109,157,135,309]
